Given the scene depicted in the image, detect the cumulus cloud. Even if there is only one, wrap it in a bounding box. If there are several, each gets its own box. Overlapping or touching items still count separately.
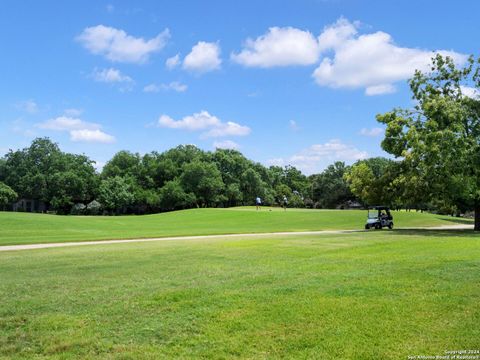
[92,68,133,83]
[359,127,384,137]
[232,27,320,67]
[37,116,100,131]
[157,110,250,138]
[313,18,467,95]
[77,25,169,63]
[144,81,187,93]
[166,54,180,69]
[365,84,396,96]
[266,139,367,175]
[213,140,240,150]
[203,122,251,137]
[183,42,221,73]
[16,100,39,114]
[36,116,115,144]
[70,129,115,143]
[143,84,160,93]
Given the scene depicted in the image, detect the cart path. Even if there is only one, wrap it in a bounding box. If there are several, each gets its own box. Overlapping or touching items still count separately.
[0,224,473,252]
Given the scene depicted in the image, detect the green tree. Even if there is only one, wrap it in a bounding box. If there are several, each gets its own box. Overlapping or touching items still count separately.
[180,161,225,207]
[310,162,353,208]
[344,158,397,207]
[98,176,135,214]
[377,54,480,229]
[102,151,141,179]
[2,138,97,212]
[240,168,266,205]
[159,179,196,211]
[0,182,17,209]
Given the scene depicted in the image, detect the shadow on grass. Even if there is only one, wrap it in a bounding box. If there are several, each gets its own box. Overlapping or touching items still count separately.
[391,229,478,238]
[434,216,474,225]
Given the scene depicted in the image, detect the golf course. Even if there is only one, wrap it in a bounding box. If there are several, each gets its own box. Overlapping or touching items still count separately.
[0,207,471,246]
[1,208,478,359]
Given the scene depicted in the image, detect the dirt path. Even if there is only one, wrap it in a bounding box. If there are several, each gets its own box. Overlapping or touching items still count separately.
[0,224,473,252]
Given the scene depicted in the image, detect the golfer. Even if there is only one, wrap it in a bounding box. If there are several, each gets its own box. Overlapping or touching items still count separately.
[283,195,288,210]
[255,196,262,210]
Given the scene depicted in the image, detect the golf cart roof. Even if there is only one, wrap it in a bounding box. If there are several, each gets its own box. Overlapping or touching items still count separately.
[369,206,390,210]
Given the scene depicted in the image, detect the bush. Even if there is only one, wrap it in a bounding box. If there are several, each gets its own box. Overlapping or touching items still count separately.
[71,203,86,215]
[86,200,102,215]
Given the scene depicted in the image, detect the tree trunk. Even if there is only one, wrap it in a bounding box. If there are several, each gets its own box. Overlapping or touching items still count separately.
[475,200,480,231]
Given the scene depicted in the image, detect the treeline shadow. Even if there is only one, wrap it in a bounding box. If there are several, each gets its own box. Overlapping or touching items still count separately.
[434,216,474,225]
[390,229,478,238]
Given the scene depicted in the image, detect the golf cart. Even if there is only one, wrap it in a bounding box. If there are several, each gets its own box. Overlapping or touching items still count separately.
[365,206,393,230]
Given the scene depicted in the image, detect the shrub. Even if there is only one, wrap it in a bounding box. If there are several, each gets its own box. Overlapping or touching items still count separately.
[86,200,102,215]
[71,203,86,215]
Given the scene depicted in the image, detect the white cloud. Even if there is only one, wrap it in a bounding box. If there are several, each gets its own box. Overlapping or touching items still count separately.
[232,27,320,67]
[365,84,396,96]
[166,54,180,69]
[266,139,367,175]
[158,111,220,130]
[203,121,251,138]
[213,140,240,150]
[77,25,169,63]
[70,129,115,143]
[317,18,358,53]
[157,110,250,138]
[37,116,100,131]
[183,41,221,73]
[36,116,115,144]
[16,100,39,114]
[167,81,188,92]
[359,127,384,137]
[460,86,480,99]
[144,81,187,93]
[312,18,467,95]
[143,84,160,93]
[92,68,133,83]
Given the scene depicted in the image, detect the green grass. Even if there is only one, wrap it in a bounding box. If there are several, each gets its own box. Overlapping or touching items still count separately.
[0,230,479,359]
[0,207,472,246]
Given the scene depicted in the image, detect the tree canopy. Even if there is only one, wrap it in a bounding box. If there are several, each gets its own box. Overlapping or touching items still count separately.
[377,54,480,229]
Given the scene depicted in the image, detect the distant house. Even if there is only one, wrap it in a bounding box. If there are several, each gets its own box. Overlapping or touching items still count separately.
[336,200,363,210]
[12,199,47,213]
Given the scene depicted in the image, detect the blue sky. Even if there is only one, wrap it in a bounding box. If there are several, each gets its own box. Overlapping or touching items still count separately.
[1,0,478,174]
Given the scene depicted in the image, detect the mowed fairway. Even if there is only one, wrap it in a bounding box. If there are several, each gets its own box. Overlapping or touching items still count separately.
[0,230,479,359]
[0,207,472,246]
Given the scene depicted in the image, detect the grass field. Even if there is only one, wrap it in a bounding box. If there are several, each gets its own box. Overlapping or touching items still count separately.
[0,207,472,246]
[0,230,479,359]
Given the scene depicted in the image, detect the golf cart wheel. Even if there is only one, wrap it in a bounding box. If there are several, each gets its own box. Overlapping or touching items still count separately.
[388,223,393,229]
[365,224,370,230]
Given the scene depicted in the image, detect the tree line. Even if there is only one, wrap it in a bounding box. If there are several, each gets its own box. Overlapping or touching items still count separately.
[0,136,407,214]
[0,137,467,217]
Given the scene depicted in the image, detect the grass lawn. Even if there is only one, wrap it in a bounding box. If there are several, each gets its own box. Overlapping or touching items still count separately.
[0,230,479,359]
[0,207,472,246]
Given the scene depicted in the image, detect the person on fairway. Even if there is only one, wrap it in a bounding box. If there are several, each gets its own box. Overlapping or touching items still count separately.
[282,195,288,211]
[256,196,262,210]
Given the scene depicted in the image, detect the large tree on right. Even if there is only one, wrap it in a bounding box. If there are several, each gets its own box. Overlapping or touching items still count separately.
[377,54,480,230]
